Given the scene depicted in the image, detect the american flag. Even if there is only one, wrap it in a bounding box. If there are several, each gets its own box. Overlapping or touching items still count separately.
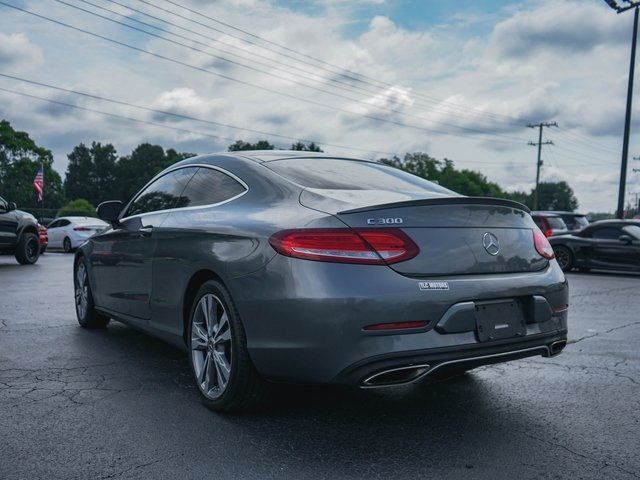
[33,166,44,202]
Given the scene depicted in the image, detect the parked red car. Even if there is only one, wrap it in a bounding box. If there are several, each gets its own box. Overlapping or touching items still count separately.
[38,223,48,254]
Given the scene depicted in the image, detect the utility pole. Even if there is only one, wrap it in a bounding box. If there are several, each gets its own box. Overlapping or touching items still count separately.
[527,121,558,210]
[603,0,640,218]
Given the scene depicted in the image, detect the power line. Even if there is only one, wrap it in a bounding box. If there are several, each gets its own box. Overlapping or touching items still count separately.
[0,1,525,145]
[554,126,620,154]
[50,0,529,142]
[0,86,240,142]
[99,0,521,126]
[137,0,531,126]
[0,72,398,156]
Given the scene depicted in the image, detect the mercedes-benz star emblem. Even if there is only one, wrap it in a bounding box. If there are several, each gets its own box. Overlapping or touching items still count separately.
[482,232,500,256]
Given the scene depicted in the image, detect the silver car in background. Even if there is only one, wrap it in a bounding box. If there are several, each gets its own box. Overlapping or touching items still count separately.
[73,151,568,412]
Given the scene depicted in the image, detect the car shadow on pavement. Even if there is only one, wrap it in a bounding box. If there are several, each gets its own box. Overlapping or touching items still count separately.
[66,320,563,475]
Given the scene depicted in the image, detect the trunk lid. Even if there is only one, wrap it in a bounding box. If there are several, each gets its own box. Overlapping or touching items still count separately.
[300,190,546,276]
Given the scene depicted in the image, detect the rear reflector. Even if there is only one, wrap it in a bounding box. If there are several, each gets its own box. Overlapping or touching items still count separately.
[73,227,91,231]
[533,228,555,260]
[363,321,429,331]
[268,228,419,265]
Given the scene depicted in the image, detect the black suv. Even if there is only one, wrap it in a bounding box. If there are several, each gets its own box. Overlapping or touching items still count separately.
[0,195,41,264]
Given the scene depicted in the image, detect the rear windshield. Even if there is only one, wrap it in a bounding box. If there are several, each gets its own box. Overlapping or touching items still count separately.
[547,217,567,230]
[573,216,589,228]
[265,158,457,195]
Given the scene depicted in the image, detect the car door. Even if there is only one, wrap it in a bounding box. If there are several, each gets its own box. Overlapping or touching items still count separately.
[90,167,196,320]
[47,219,64,248]
[0,196,19,248]
[589,226,637,269]
[149,166,248,335]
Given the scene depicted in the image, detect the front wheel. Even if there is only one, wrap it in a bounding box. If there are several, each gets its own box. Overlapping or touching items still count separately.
[188,280,266,412]
[63,237,73,253]
[15,232,40,265]
[553,245,574,272]
[74,257,110,328]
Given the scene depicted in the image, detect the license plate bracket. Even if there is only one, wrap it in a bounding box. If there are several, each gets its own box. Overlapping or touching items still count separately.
[475,299,526,342]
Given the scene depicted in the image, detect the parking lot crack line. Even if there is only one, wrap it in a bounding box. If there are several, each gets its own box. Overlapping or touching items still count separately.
[518,431,640,478]
[569,321,640,345]
[98,455,179,479]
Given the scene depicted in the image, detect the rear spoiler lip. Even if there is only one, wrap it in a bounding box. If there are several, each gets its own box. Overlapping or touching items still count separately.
[337,196,531,215]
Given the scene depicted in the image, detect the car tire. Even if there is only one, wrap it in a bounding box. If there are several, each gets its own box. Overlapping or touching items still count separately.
[553,245,574,272]
[187,280,267,412]
[74,257,110,329]
[15,232,40,265]
[63,237,73,253]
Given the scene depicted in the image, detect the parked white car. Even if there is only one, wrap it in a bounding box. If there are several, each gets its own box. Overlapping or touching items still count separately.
[46,216,109,252]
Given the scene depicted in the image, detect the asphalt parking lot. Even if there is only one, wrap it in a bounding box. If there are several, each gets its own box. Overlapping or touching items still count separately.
[0,253,639,479]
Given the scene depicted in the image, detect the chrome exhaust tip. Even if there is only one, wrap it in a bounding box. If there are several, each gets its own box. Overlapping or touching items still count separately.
[547,339,567,356]
[361,364,430,388]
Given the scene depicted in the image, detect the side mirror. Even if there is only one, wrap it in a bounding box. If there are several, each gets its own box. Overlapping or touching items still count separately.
[8,202,16,212]
[97,200,123,226]
[618,234,633,244]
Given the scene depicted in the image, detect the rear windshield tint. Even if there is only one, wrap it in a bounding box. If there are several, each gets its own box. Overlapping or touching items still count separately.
[547,217,567,229]
[265,158,457,195]
[573,216,589,228]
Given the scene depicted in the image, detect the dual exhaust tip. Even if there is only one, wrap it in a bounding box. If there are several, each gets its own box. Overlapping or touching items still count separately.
[361,364,431,387]
[362,340,568,387]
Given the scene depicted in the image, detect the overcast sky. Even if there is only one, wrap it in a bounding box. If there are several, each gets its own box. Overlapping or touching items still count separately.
[1,0,639,212]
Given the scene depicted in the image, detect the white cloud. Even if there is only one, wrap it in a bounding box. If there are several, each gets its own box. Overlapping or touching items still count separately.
[0,0,633,212]
[0,33,43,71]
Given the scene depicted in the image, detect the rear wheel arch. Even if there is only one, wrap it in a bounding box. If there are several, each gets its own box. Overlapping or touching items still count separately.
[182,269,226,345]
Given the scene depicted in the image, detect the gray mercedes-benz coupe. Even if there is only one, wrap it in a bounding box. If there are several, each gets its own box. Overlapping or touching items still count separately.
[74,151,568,411]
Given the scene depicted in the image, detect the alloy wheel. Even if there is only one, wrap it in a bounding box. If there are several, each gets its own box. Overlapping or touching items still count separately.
[554,247,570,270]
[75,262,89,320]
[26,237,38,261]
[191,293,233,400]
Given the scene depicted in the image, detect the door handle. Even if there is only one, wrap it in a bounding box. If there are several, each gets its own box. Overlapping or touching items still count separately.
[139,225,154,237]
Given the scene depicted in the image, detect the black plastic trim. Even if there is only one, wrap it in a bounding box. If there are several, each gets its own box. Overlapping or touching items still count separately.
[338,196,531,215]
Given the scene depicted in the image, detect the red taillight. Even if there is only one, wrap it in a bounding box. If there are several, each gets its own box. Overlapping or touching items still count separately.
[268,228,419,265]
[533,228,555,260]
[73,227,90,231]
[363,321,429,331]
[543,228,553,238]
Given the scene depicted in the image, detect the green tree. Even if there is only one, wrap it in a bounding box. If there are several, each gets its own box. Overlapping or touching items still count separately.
[114,143,195,201]
[534,181,579,211]
[290,141,323,152]
[58,198,97,217]
[0,120,65,209]
[380,153,507,198]
[228,140,275,151]
[64,142,118,206]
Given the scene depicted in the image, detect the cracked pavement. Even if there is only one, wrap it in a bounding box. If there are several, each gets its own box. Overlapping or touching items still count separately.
[1,253,639,479]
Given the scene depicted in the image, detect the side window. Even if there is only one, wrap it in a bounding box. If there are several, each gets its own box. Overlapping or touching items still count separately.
[180,167,246,208]
[48,220,60,229]
[59,219,71,227]
[125,168,196,217]
[592,227,623,240]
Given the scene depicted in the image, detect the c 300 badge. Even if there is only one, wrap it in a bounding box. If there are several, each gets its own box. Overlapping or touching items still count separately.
[418,281,449,291]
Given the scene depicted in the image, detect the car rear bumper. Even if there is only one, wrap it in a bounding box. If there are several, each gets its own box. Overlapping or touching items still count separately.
[334,330,567,387]
[230,256,568,386]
